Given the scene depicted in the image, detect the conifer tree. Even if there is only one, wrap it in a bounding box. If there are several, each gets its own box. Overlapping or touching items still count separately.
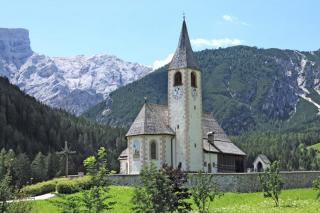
[31,152,47,181]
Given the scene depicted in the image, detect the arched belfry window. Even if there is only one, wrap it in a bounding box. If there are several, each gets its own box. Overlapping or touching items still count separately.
[191,72,197,88]
[174,72,182,86]
[150,141,157,160]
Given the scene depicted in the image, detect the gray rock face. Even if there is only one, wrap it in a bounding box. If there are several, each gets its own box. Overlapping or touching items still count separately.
[0,28,152,115]
[0,28,32,67]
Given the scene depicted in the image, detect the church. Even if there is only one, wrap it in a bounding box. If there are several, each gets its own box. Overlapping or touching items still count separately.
[118,18,246,174]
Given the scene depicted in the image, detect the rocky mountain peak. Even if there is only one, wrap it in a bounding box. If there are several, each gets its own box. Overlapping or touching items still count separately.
[0,28,33,67]
[0,28,152,115]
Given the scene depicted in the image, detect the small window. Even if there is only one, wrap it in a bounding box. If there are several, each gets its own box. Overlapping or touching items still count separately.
[150,141,157,160]
[191,72,197,88]
[174,72,182,86]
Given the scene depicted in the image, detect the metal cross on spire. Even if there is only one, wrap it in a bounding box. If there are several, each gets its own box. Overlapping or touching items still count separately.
[56,141,76,177]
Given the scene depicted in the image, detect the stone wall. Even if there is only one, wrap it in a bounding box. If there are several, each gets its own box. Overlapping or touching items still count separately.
[109,171,320,193]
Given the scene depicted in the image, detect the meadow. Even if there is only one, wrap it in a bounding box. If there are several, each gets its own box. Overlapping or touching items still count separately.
[31,186,320,213]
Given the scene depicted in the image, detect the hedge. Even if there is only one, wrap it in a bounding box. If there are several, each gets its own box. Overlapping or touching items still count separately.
[56,176,92,194]
[21,176,92,196]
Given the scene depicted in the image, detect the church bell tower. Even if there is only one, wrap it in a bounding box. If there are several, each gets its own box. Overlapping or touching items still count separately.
[168,18,203,171]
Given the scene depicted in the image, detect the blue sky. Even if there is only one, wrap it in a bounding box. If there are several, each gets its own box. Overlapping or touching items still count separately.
[1,0,320,68]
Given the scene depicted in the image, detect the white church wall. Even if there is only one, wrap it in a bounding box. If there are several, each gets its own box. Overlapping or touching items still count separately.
[204,152,218,173]
[187,69,204,171]
[127,135,174,174]
[119,159,128,174]
[165,136,174,166]
[130,137,142,174]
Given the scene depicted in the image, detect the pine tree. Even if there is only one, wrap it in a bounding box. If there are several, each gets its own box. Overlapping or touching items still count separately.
[46,152,59,179]
[31,152,47,181]
[13,153,31,187]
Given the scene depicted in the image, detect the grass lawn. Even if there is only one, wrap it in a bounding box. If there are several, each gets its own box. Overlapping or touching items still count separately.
[31,186,320,213]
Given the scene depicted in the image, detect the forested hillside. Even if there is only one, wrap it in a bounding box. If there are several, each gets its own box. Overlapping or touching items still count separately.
[0,77,126,185]
[84,46,320,136]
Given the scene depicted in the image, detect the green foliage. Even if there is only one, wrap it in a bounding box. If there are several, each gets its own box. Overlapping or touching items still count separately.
[0,173,32,213]
[83,156,97,175]
[132,163,191,213]
[55,176,92,194]
[0,76,127,183]
[81,147,115,212]
[132,163,174,213]
[259,161,283,207]
[7,200,33,213]
[82,186,115,213]
[31,152,48,181]
[51,194,82,213]
[21,179,57,196]
[53,147,115,213]
[0,174,13,212]
[162,164,192,212]
[191,172,222,213]
[233,132,320,171]
[13,153,31,188]
[21,176,92,196]
[313,177,320,200]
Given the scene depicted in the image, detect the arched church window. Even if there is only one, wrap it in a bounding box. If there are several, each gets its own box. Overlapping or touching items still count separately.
[150,141,157,160]
[174,72,182,86]
[191,72,197,88]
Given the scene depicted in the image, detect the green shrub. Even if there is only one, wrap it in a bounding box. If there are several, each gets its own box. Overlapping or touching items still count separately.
[259,161,283,207]
[191,172,223,213]
[56,176,92,194]
[21,179,58,196]
[21,176,92,196]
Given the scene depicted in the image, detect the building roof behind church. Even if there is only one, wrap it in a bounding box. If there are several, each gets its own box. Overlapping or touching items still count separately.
[255,154,271,164]
[202,113,231,142]
[202,113,246,156]
[118,148,128,160]
[168,19,200,70]
[126,103,175,137]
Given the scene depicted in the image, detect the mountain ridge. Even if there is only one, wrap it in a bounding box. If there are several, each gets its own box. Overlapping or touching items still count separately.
[0,28,152,115]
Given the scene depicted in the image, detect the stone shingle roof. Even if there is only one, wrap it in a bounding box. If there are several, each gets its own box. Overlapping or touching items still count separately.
[202,113,246,156]
[202,113,231,142]
[256,154,271,164]
[203,140,220,153]
[126,103,175,137]
[168,19,200,70]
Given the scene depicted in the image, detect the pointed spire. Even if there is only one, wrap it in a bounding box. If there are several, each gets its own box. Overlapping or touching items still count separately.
[169,17,200,70]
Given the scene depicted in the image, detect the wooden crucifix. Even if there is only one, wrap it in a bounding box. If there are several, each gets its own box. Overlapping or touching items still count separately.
[56,141,76,177]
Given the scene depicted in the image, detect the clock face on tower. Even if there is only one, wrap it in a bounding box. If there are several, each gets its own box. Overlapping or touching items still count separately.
[173,86,183,100]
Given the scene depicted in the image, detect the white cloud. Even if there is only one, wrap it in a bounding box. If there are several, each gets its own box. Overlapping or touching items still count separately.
[191,38,243,48]
[152,53,174,70]
[222,14,249,26]
[222,15,234,22]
